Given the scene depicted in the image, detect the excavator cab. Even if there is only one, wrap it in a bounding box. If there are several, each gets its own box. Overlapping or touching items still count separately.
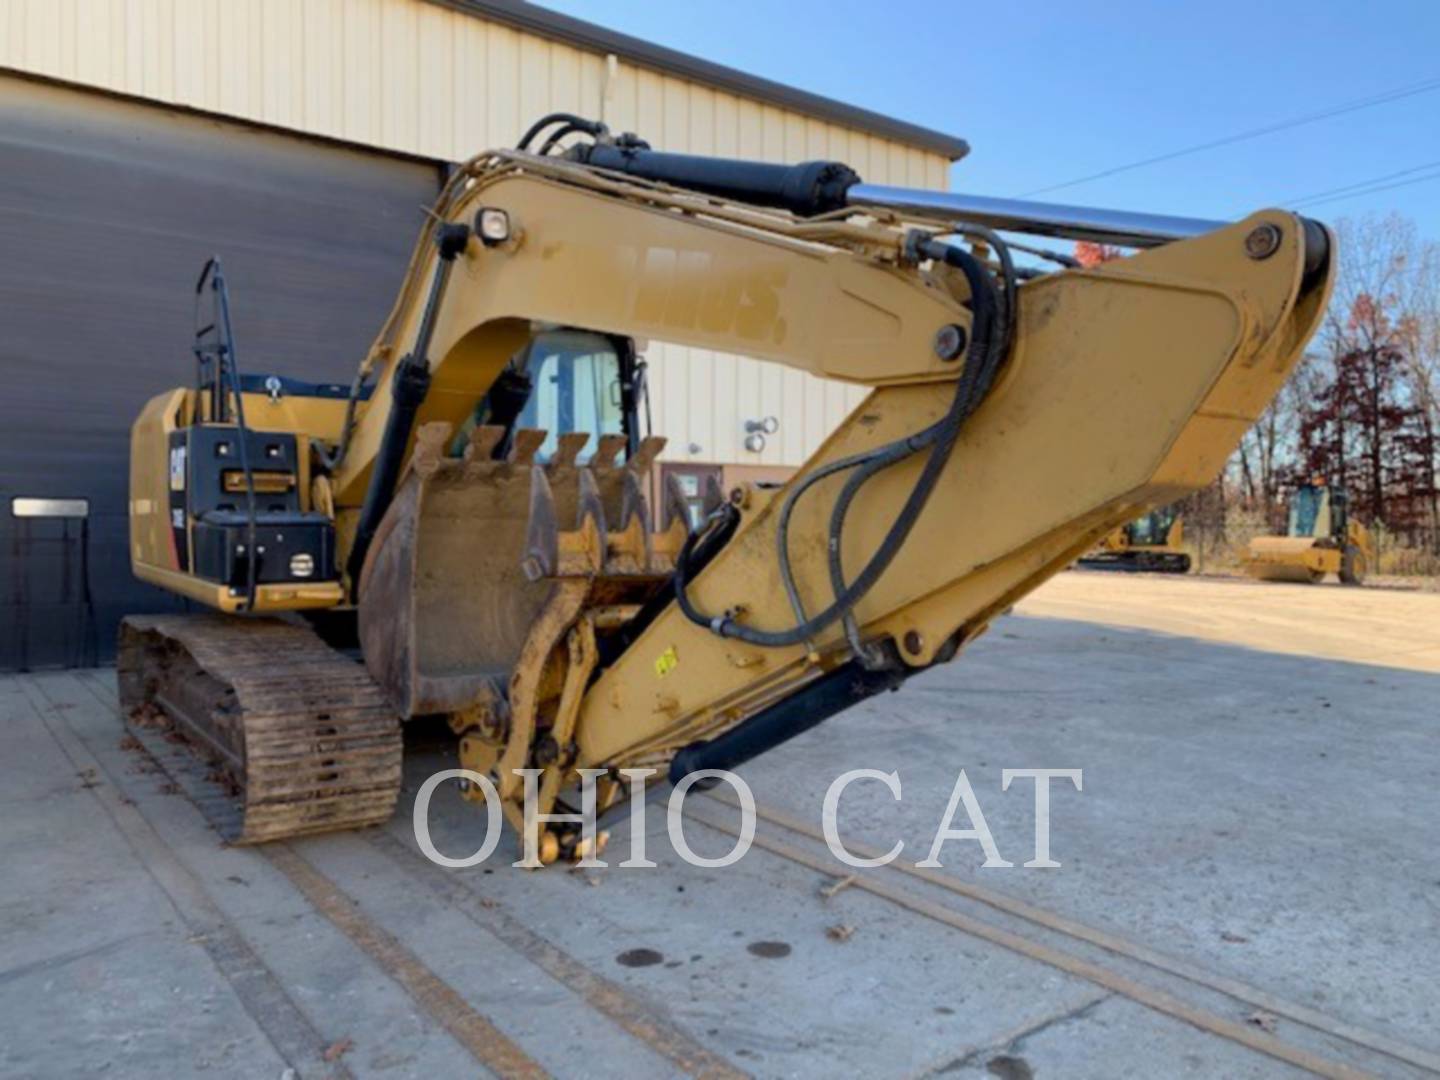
[1127,507,1175,548]
[1243,483,1371,585]
[1077,505,1189,573]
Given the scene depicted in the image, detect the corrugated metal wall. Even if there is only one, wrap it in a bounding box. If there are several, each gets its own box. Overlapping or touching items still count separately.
[0,0,950,468]
[0,73,440,670]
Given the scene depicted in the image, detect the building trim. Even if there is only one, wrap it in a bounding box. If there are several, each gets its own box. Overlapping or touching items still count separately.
[424,0,970,162]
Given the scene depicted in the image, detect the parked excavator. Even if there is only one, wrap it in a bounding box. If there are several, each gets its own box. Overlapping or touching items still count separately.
[1242,482,1370,584]
[120,113,1334,859]
[1077,505,1190,573]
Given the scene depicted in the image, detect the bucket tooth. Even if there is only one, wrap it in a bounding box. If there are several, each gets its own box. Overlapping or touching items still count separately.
[576,467,610,539]
[606,471,651,575]
[464,424,507,464]
[412,421,455,477]
[591,433,627,471]
[700,472,727,519]
[619,470,651,531]
[560,467,607,576]
[662,471,693,531]
[551,432,591,471]
[522,466,560,582]
[627,435,667,476]
[654,471,694,565]
[510,428,548,465]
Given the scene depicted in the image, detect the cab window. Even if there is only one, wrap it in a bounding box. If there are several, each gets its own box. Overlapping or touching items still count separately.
[516,331,625,462]
[453,329,631,462]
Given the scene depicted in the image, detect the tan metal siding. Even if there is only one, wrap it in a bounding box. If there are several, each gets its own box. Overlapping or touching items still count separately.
[2,0,951,466]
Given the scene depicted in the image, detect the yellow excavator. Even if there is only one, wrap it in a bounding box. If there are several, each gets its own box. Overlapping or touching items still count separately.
[1077,506,1189,573]
[120,113,1334,858]
[1242,482,1370,584]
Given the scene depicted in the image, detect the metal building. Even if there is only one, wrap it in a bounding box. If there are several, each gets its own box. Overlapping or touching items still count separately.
[0,0,965,669]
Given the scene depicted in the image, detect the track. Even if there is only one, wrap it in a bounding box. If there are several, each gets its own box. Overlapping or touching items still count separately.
[117,614,402,843]
[1074,552,1192,573]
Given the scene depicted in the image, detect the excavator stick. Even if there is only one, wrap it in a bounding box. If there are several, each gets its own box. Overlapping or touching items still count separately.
[559,213,1335,778]
[346,164,1332,844]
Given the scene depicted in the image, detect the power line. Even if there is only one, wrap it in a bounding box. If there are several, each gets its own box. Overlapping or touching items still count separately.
[1018,74,1440,198]
[1295,170,1440,210]
[1284,160,1440,208]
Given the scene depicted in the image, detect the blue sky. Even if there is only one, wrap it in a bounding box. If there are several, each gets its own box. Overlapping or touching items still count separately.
[545,1,1440,238]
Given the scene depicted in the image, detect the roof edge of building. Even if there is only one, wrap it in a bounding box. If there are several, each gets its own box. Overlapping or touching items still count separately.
[425,0,970,162]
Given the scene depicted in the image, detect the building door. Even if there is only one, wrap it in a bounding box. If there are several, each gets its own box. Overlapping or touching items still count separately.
[0,75,442,669]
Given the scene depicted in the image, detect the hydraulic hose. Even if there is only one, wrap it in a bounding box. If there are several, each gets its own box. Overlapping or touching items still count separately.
[673,237,1006,648]
[829,228,1015,657]
[194,258,261,612]
[345,223,470,593]
[517,112,607,153]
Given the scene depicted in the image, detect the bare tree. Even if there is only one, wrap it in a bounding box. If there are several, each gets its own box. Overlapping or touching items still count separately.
[1305,215,1440,548]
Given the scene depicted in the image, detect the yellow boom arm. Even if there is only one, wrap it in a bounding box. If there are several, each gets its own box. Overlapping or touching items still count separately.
[324,150,1330,829]
[126,138,1333,849]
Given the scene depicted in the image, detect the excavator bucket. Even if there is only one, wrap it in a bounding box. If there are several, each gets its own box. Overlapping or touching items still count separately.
[356,420,675,720]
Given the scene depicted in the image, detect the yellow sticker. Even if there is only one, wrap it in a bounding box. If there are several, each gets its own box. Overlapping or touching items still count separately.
[654,645,678,678]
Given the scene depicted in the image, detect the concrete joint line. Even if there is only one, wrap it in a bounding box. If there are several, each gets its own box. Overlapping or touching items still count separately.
[18,674,354,1080]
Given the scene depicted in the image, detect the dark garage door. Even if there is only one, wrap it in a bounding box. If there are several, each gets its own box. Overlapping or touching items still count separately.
[0,75,441,670]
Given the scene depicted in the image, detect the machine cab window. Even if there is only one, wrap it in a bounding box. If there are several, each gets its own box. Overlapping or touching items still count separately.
[516,331,628,461]
[456,329,637,463]
[1288,486,1323,538]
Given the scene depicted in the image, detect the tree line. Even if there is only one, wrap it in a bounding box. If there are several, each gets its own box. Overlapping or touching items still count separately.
[1085,216,1440,575]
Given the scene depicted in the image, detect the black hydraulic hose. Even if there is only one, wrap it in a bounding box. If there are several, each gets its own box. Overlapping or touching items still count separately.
[345,223,470,593]
[673,239,1004,647]
[945,223,1016,363]
[537,122,592,157]
[826,240,1008,656]
[517,112,606,152]
[314,369,371,472]
[771,232,1013,654]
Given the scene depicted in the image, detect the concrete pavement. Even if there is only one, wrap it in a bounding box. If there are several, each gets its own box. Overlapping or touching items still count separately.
[2,572,1437,1078]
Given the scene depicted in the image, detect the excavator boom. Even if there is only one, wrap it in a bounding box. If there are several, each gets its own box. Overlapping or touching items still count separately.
[124,121,1335,852]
